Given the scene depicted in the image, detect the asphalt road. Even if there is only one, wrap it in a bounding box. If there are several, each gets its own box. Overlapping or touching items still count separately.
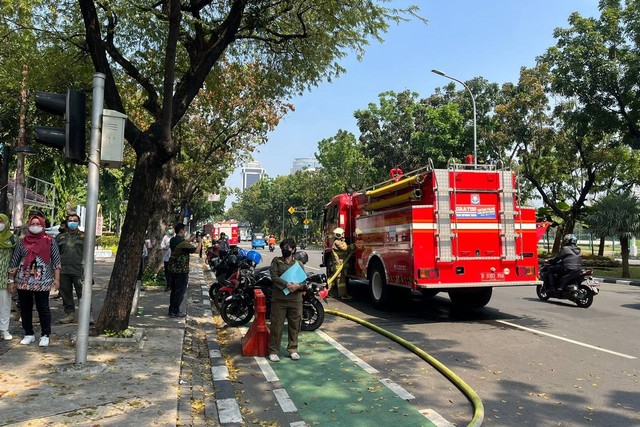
[236,244,640,426]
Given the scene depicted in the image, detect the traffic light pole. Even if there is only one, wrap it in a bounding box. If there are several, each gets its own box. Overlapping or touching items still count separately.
[76,73,105,365]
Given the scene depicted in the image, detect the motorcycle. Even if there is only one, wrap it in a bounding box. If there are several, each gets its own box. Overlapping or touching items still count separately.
[268,243,275,252]
[220,267,328,331]
[536,264,599,308]
[206,243,221,270]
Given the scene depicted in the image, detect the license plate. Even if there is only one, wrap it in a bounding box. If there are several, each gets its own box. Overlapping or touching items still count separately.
[480,272,505,281]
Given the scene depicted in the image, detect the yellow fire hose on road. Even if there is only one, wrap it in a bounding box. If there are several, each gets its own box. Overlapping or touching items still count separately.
[323,252,485,426]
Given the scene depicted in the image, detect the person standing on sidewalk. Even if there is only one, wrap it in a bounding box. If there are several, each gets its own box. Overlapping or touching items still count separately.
[0,213,17,340]
[268,238,304,362]
[167,224,202,317]
[330,227,352,300]
[160,225,174,292]
[55,214,86,324]
[8,213,61,347]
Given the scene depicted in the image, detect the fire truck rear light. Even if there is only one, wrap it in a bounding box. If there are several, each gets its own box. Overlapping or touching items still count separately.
[517,266,535,276]
[455,266,464,275]
[419,268,439,279]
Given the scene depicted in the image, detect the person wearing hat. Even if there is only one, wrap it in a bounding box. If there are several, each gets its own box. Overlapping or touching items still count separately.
[331,227,352,300]
[8,213,61,347]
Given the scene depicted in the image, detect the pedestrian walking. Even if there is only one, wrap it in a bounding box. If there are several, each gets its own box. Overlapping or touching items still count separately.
[0,213,17,341]
[217,232,230,259]
[167,224,202,317]
[268,238,304,362]
[8,213,61,347]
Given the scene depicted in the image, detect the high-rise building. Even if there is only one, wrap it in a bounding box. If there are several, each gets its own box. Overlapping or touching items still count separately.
[290,157,321,174]
[241,161,265,191]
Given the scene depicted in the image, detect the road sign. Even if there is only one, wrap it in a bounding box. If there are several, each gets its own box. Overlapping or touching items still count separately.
[288,206,296,214]
[304,225,309,229]
[303,219,310,225]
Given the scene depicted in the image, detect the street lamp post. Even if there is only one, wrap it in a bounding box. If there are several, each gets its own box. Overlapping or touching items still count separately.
[431,69,477,166]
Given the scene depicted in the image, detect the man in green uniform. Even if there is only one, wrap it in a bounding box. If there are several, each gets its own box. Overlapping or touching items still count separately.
[56,213,86,324]
[167,223,202,317]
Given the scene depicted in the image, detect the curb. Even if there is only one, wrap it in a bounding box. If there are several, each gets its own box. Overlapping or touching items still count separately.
[594,277,640,287]
[193,266,244,426]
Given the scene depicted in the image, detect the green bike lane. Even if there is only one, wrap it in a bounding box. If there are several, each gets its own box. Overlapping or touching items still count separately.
[237,326,442,427]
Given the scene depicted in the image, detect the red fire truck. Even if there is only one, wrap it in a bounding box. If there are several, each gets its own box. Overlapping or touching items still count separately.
[322,160,545,309]
[213,221,239,245]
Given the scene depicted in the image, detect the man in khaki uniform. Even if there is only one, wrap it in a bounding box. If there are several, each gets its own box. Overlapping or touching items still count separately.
[56,213,87,324]
[331,227,352,300]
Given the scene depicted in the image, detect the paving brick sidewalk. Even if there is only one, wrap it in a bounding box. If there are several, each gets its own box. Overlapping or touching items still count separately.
[0,256,240,427]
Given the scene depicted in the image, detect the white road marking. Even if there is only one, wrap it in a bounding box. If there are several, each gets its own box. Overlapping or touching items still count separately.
[290,422,307,427]
[315,330,378,374]
[379,378,415,400]
[497,320,636,359]
[420,409,456,427]
[255,356,280,382]
[273,388,298,412]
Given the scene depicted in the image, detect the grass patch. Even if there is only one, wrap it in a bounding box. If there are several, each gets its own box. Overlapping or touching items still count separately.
[590,266,640,280]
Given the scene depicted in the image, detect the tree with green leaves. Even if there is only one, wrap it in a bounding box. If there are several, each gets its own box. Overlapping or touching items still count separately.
[583,191,640,277]
[62,0,420,332]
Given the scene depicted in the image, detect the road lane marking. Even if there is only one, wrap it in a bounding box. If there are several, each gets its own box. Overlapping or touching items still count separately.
[273,388,298,412]
[315,330,379,374]
[255,356,280,382]
[497,320,636,359]
[379,378,415,400]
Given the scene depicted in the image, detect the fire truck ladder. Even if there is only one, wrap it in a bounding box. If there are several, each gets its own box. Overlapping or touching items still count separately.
[499,169,518,261]
[433,168,454,262]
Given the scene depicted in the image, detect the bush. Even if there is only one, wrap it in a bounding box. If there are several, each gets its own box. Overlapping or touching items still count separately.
[141,268,166,287]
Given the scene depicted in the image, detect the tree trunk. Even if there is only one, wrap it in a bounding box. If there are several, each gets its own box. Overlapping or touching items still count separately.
[620,235,630,278]
[598,236,605,257]
[95,147,165,333]
[147,159,177,274]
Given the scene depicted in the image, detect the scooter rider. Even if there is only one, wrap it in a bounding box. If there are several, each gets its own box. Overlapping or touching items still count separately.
[546,234,583,291]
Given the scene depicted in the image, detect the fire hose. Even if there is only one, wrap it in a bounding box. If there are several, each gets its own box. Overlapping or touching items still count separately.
[323,253,484,426]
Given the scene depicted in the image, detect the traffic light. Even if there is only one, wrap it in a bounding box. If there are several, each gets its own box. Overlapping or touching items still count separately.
[34,89,86,164]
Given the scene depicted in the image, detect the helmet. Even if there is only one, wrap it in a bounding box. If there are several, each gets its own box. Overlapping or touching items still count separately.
[237,248,248,259]
[246,250,262,266]
[563,234,577,245]
[225,254,238,266]
[333,227,344,238]
[293,250,308,264]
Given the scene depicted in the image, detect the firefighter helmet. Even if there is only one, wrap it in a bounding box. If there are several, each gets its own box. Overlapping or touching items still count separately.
[334,227,344,238]
[563,234,577,245]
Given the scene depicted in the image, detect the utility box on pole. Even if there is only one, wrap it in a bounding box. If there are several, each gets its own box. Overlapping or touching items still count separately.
[100,109,126,168]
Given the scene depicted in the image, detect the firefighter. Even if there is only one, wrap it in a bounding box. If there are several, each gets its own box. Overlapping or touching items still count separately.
[331,227,353,300]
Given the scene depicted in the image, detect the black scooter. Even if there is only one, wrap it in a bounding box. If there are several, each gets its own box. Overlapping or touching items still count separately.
[536,264,599,308]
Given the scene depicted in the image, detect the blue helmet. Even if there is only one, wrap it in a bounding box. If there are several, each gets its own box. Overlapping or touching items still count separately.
[237,248,248,260]
[246,250,262,266]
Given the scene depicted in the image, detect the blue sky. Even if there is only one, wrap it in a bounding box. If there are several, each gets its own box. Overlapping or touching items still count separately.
[225,0,601,207]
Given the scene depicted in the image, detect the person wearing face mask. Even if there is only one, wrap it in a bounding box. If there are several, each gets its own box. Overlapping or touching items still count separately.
[55,214,86,324]
[8,214,61,347]
[0,214,17,340]
[161,225,175,292]
[268,238,304,362]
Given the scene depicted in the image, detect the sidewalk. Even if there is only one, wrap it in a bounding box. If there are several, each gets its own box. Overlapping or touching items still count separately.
[0,256,235,427]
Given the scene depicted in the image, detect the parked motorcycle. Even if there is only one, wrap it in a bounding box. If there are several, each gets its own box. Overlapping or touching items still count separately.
[219,251,328,330]
[536,264,599,308]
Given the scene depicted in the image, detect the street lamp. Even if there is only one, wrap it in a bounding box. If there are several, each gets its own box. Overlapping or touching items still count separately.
[431,69,478,166]
[0,144,36,215]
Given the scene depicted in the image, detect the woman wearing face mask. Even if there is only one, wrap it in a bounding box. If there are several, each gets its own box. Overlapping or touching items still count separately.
[0,214,17,340]
[8,214,61,347]
[268,238,304,362]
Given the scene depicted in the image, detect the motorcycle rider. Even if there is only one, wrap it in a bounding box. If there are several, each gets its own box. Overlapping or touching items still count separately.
[545,234,583,291]
[268,234,277,251]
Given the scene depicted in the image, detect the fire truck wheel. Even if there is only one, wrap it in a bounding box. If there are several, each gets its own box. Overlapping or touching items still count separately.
[448,287,492,309]
[369,266,391,309]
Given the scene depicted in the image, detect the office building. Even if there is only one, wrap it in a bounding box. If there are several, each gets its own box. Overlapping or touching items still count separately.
[241,161,265,191]
[290,157,321,174]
